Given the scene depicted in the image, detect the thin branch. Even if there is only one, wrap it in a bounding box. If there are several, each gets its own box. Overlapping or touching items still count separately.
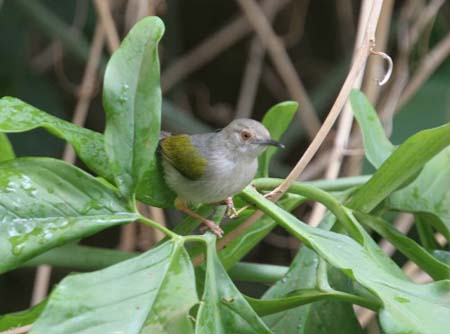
[309,0,379,226]
[399,31,450,107]
[235,37,265,119]
[162,0,291,93]
[93,0,120,53]
[236,0,320,139]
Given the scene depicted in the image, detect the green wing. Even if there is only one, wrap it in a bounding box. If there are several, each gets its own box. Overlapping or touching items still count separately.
[160,135,207,180]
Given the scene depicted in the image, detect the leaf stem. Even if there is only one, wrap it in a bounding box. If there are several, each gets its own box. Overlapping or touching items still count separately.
[247,288,381,316]
[252,179,362,241]
[138,215,178,239]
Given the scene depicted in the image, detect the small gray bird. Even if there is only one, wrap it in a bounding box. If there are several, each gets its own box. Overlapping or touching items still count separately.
[160,118,283,237]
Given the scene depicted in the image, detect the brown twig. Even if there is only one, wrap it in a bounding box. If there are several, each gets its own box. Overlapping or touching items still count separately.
[236,0,321,140]
[398,31,450,108]
[30,24,106,307]
[161,0,291,93]
[93,0,120,53]
[235,38,265,119]
[308,0,383,226]
[193,0,385,265]
[235,0,279,119]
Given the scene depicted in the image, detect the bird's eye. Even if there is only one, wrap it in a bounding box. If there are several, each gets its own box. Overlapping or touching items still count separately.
[240,130,252,141]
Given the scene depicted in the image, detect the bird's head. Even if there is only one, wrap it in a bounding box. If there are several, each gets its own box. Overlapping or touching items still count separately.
[220,118,284,159]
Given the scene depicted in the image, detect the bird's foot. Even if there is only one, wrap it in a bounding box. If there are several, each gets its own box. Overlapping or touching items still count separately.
[200,219,224,238]
[224,197,239,218]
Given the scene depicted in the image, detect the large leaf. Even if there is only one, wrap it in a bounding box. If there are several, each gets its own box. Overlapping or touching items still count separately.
[103,17,164,199]
[0,97,175,207]
[348,123,450,212]
[349,89,395,168]
[195,234,272,334]
[0,158,137,274]
[0,97,110,178]
[388,146,450,240]
[31,239,197,334]
[219,193,305,270]
[242,187,450,334]
[257,101,298,177]
[355,212,450,280]
[261,245,363,334]
[0,133,15,161]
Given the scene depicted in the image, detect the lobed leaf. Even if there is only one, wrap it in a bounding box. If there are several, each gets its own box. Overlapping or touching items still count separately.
[103,17,164,199]
[0,158,137,274]
[31,240,198,334]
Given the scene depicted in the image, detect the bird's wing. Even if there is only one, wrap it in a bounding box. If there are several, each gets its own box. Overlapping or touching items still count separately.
[160,134,208,180]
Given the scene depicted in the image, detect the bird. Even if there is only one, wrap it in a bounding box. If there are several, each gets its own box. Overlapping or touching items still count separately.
[159,118,284,237]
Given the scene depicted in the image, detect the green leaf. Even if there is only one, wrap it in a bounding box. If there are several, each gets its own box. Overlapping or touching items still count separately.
[0,96,176,208]
[349,89,395,168]
[0,97,110,178]
[0,301,46,331]
[195,235,272,334]
[388,146,450,240]
[103,17,164,199]
[242,187,450,334]
[0,158,137,274]
[219,193,306,270]
[257,101,298,177]
[136,157,176,208]
[31,239,197,334]
[354,212,450,280]
[348,123,450,212]
[0,133,15,162]
[259,217,363,334]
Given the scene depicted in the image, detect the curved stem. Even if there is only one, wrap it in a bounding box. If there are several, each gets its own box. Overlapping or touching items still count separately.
[247,288,381,316]
[252,179,362,241]
[138,215,177,239]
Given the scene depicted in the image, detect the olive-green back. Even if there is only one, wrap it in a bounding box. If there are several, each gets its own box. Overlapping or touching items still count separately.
[160,134,207,180]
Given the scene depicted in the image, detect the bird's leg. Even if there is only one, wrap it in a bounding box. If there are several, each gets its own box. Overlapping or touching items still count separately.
[175,198,224,238]
[224,197,239,218]
[228,189,282,218]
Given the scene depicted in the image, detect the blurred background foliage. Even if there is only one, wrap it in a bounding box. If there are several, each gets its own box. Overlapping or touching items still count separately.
[0,0,449,321]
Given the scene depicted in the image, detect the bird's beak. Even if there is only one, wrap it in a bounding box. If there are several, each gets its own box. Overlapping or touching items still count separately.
[257,139,285,149]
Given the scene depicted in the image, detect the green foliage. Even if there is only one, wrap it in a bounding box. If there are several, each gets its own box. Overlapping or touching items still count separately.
[0,133,15,162]
[196,235,271,333]
[0,158,137,274]
[103,17,164,201]
[0,15,449,334]
[31,240,197,334]
[257,101,298,177]
[350,89,395,167]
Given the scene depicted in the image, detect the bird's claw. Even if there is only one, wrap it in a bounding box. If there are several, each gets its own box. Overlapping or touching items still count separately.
[225,197,239,218]
[200,220,224,238]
